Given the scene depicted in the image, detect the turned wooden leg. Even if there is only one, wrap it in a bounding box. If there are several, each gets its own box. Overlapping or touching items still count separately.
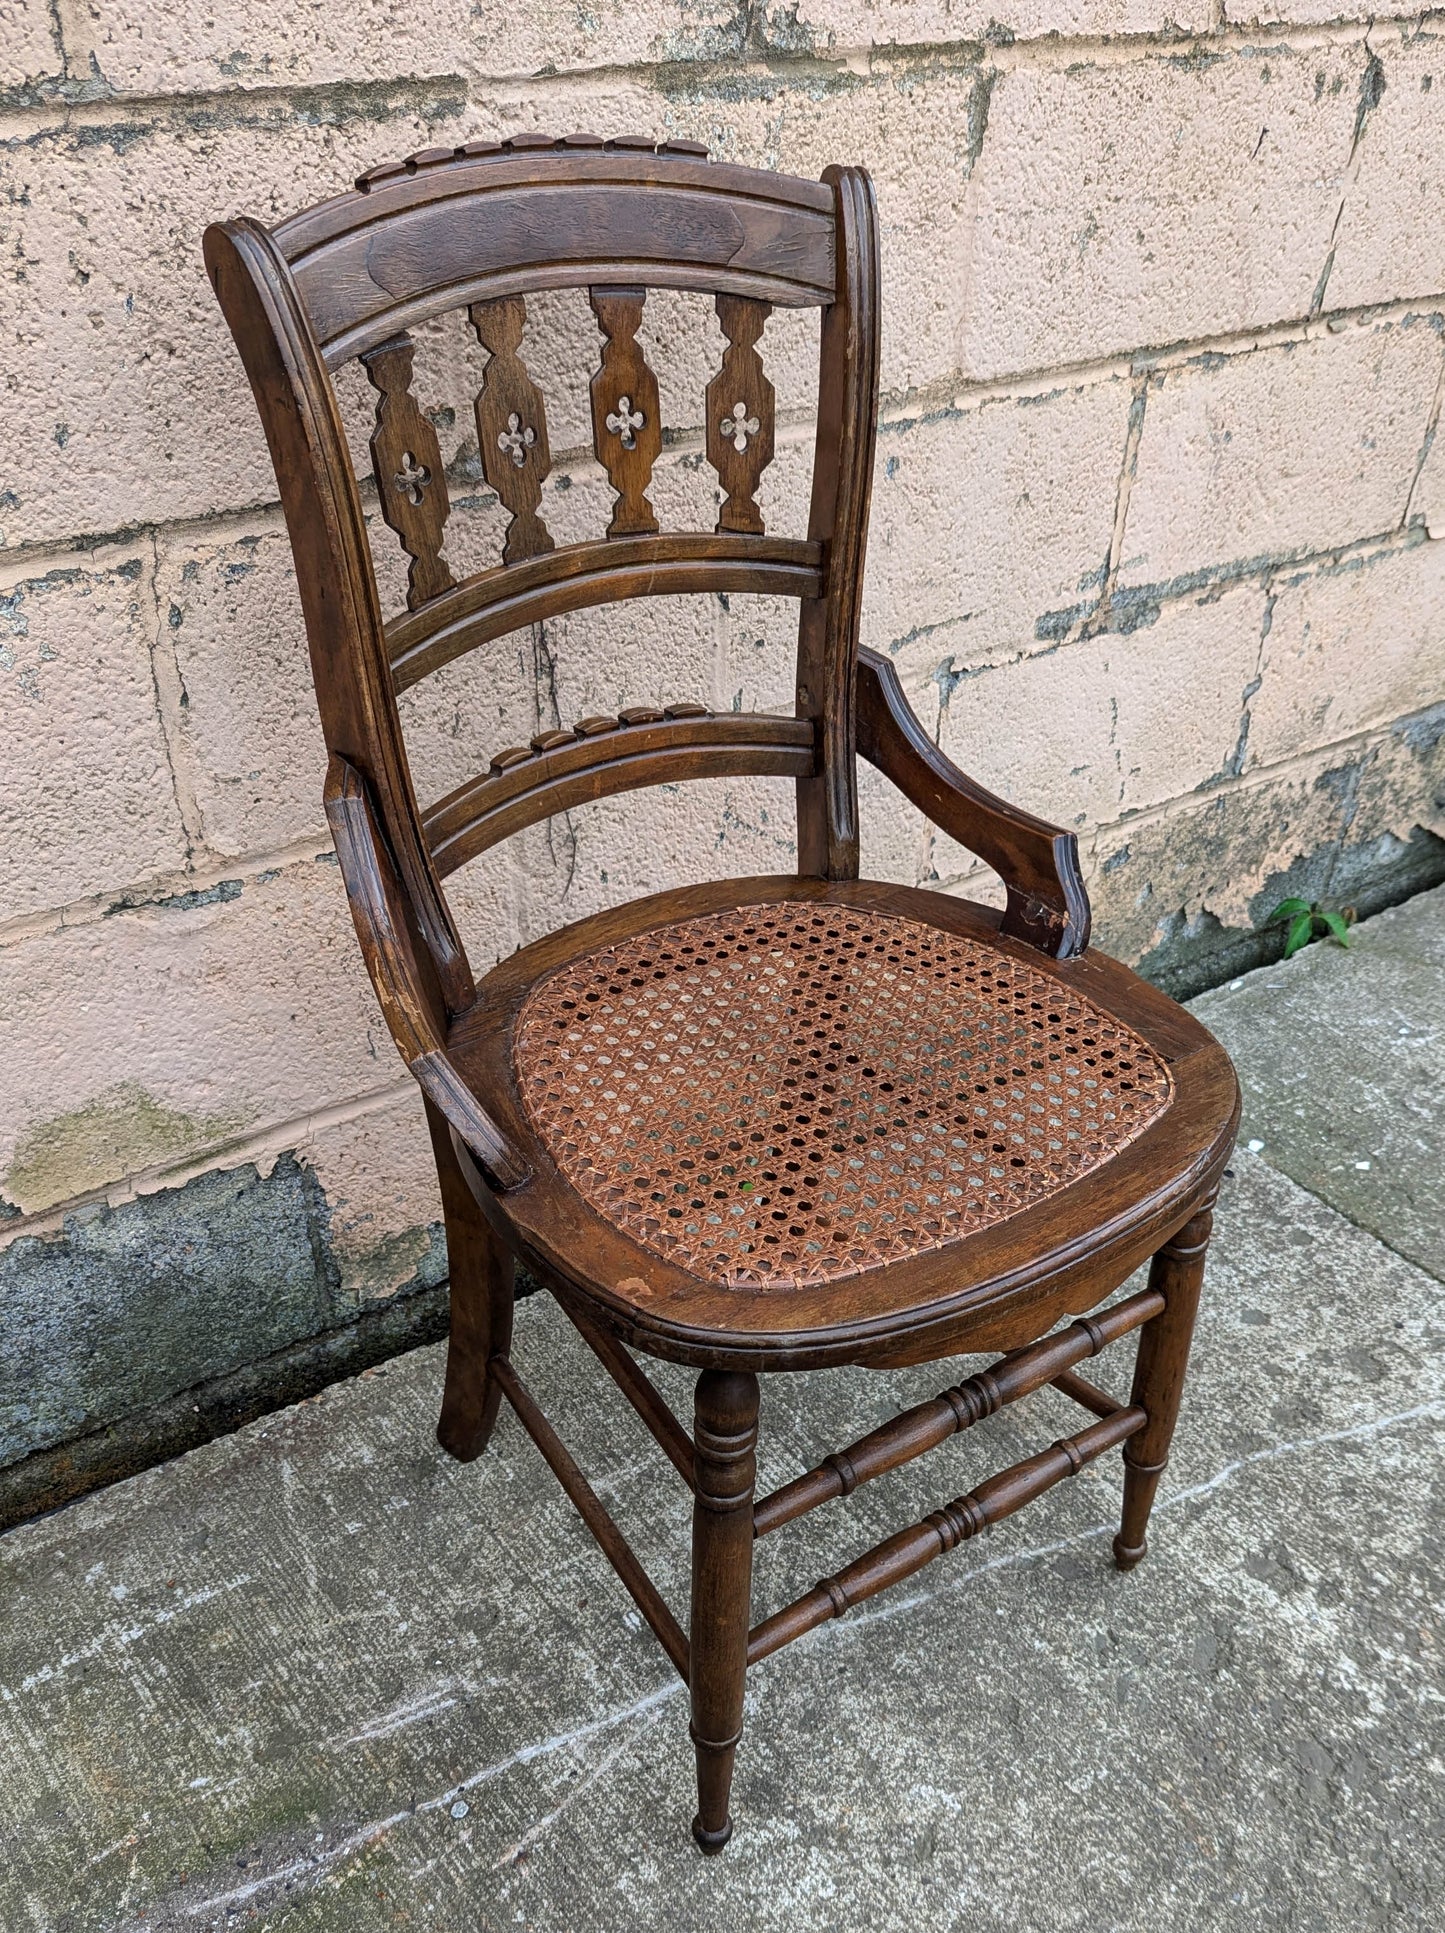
[425,1098,514,1462]
[1114,1197,1215,1571]
[689,1369,759,1854]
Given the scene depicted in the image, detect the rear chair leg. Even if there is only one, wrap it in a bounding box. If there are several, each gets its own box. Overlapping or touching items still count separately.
[425,1098,514,1462]
[689,1370,759,1853]
[1114,1197,1216,1571]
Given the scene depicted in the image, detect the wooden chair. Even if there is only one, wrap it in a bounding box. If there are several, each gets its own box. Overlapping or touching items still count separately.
[205,135,1239,1852]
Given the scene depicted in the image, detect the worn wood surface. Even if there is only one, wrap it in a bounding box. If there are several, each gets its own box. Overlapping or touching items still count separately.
[795,165,879,883]
[385,534,822,690]
[273,143,836,364]
[468,295,554,564]
[421,708,816,875]
[689,1370,759,1851]
[360,334,455,610]
[492,1357,690,1679]
[589,287,663,536]
[427,1093,514,1459]
[857,648,1091,959]
[1114,1198,1217,1571]
[706,295,775,536]
[446,872,1238,1371]
[747,1403,1148,1664]
[208,142,1240,1853]
[752,1285,1162,1536]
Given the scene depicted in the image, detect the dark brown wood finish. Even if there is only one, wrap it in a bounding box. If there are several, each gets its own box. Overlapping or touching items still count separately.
[427,1093,514,1458]
[203,218,474,1019]
[361,333,456,610]
[689,1370,759,1852]
[276,146,837,364]
[492,1355,690,1679]
[589,287,663,535]
[322,754,524,1190]
[751,1284,1162,1536]
[207,137,1240,1854]
[468,294,554,564]
[747,1403,1147,1665]
[706,295,775,535]
[857,648,1090,958]
[1051,1367,1124,1418]
[559,1301,697,1489]
[422,708,816,875]
[796,164,879,882]
[1114,1196,1216,1570]
[444,874,1237,1371]
[386,533,823,691]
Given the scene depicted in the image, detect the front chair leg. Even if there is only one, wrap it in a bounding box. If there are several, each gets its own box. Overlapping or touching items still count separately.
[424,1098,515,1462]
[689,1369,760,1853]
[1114,1196,1216,1570]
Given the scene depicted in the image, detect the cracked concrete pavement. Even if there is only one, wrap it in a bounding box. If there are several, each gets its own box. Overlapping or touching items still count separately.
[1,886,1441,1932]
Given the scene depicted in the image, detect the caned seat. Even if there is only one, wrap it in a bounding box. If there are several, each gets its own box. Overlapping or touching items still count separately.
[519,902,1171,1286]
[208,134,1239,1857]
[449,874,1234,1369]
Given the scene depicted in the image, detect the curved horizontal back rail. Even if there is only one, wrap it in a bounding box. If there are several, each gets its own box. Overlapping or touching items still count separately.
[273,142,838,366]
[388,534,824,692]
[423,709,816,876]
[208,142,881,1031]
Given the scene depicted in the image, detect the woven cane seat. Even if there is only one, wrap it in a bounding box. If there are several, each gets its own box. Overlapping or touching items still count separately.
[512,899,1173,1292]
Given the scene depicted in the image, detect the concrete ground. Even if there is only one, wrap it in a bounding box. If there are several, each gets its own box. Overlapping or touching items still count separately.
[2,888,1441,1933]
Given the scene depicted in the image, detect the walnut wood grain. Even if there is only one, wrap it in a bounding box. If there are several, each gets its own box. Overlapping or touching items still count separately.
[443,873,1238,1372]
[558,1299,696,1489]
[747,1404,1147,1664]
[1114,1196,1216,1570]
[322,753,525,1190]
[1051,1367,1125,1418]
[208,145,1240,1856]
[360,333,455,610]
[589,286,662,536]
[690,1371,758,1851]
[493,1356,690,1680]
[385,534,823,690]
[468,294,553,564]
[427,1093,514,1460]
[752,1286,1162,1536]
[203,218,474,1018]
[795,165,879,883]
[421,710,816,875]
[706,295,774,536]
[856,647,1091,959]
[273,149,837,365]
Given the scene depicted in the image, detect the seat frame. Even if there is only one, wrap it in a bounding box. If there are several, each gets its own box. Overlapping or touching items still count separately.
[206,134,1240,1854]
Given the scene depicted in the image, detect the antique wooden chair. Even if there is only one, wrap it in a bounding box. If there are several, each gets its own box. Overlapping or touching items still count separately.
[206,135,1239,1852]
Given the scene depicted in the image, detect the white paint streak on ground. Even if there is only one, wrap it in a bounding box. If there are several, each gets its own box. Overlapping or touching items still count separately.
[0,1576,254,1700]
[144,1400,1443,1921]
[493,1700,672,1869]
[329,1682,462,1748]
[178,1679,683,1920]
[86,1826,146,1870]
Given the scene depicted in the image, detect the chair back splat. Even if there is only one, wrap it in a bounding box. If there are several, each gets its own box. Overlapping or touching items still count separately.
[204,137,881,1024]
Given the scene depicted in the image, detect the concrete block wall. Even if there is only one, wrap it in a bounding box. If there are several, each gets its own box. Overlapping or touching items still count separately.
[3,3,1444,1522]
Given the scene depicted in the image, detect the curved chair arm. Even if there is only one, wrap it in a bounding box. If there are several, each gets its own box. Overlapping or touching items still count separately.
[855,649,1091,959]
[324,754,529,1190]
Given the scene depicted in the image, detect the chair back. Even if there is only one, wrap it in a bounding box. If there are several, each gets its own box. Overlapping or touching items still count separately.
[205,135,880,1017]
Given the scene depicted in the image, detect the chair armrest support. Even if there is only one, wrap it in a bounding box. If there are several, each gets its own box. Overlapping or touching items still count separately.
[855,649,1091,959]
[324,754,529,1190]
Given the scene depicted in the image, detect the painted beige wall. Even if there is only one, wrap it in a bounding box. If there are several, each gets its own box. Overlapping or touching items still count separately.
[3,5,1444,1410]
